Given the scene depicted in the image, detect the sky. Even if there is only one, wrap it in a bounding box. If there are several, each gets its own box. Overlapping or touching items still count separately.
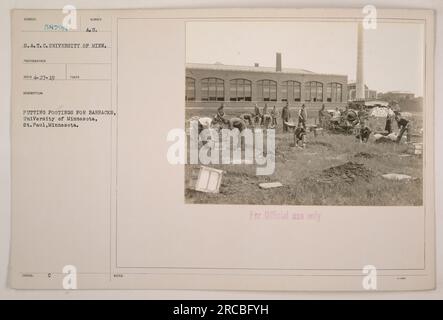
[186,21,424,96]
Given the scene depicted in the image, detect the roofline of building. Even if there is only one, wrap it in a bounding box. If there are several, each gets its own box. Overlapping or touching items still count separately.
[382,91,415,94]
[185,62,347,78]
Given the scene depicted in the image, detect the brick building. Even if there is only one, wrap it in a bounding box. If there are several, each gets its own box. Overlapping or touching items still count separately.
[347,82,377,101]
[185,53,348,111]
[377,91,415,101]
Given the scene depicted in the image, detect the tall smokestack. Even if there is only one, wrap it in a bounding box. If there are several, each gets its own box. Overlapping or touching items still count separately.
[356,22,365,100]
[276,52,282,72]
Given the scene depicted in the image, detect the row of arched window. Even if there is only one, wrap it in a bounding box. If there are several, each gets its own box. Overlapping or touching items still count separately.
[185,77,343,103]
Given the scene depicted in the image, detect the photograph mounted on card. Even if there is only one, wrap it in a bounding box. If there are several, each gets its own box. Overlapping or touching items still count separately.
[184,17,425,207]
[9,8,435,291]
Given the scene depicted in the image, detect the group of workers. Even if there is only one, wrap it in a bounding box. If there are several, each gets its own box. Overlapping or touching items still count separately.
[216,102,308,130]
[212,100,410,147]
[214,102,309,147]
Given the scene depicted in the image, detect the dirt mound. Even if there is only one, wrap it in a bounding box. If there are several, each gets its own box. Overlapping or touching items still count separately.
[354,152,375,159]
[308,162,374,184]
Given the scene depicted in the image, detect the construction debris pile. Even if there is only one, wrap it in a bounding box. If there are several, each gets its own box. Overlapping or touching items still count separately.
[307,162,374,184]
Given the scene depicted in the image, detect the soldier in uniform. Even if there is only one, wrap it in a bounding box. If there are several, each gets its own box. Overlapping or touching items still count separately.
[240,113,254,126]
[228,117,247,132]
[318,104,328,128]
[395,111,410,143]
[270,105,278,128]
[298,104,307,129]
[294,122,307,148]
[281,102,290,132]
[385,104,395,134]
[262,103,268,116]
[253,103,262,126]
[217,103,225,117]
[355,117,371,143]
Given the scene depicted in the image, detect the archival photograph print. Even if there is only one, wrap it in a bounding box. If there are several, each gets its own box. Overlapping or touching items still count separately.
[184,19,424,206]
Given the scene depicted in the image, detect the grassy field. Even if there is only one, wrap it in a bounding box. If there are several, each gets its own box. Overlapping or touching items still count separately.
[185,108,423,206]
